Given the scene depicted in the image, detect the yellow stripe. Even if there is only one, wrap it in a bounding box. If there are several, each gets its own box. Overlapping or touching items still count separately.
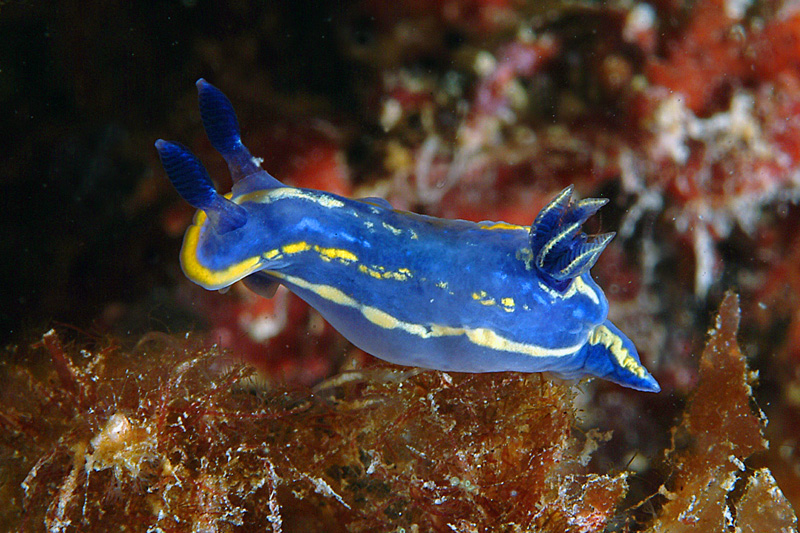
[267,241,360,264]
[181,214,262,289]
[473,291,515,312]
[357,264,411,281]
[588,325,646,378]
[266,240,412,281]
[316,246,358,262]
[282,242,311,254]
[478,222,527,231]
[268,272,585,358]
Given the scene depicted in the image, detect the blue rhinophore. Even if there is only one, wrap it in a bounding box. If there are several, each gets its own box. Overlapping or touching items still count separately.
[156,79,660,393]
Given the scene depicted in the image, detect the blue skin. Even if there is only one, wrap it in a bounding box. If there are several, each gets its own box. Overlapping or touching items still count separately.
[155,79,660,393]
[201,195,606,372]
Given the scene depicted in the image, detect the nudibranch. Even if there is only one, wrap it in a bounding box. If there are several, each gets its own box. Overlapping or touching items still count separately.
[155,79,660,392]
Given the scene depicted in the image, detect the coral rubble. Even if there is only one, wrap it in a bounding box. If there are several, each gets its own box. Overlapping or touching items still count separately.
[2,294,797,531]
[1,330,626,532]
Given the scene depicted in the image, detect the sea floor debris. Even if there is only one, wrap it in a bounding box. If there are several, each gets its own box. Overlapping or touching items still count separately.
[1,293,795,531]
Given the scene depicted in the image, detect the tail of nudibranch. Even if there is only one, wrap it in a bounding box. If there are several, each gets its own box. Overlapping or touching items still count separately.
[155,79,283,235]
[582,320,662,392]
[529,186,615,287]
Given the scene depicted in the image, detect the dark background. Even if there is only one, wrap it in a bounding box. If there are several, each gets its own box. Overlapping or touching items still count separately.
[1,1,367,342]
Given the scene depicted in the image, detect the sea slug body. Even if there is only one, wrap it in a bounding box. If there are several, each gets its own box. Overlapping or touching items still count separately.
[155,79,660,392]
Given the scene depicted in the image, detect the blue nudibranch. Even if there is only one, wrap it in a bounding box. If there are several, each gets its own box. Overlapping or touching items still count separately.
[156,79,660,393]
